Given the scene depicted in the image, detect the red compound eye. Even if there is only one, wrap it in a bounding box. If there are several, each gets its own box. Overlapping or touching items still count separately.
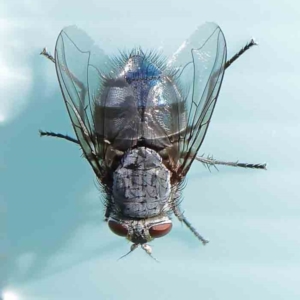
[108,220,128,237]
[149,223,172,238]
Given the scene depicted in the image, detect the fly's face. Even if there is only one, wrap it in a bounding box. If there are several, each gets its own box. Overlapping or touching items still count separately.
[108,215,172,245]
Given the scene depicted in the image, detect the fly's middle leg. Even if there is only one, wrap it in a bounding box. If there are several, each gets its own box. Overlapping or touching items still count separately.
[39,130,79,145]
[196,155,267,170]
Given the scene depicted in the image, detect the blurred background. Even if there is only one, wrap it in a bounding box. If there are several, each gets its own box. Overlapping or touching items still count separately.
[1,0,299,299]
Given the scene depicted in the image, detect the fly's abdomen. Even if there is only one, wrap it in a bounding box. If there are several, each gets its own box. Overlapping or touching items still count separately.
[93,53,187,152]
[112,147,171,218]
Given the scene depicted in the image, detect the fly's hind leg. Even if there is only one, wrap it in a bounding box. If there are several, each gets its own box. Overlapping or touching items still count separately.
[39,47,87,145]
[173,205,209,245]
[40,48,56,63]
[225,39,257,70]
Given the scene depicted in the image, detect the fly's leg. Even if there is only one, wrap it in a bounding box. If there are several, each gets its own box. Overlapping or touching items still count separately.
[40,48,55,63]
[41,39,257,70]
[173,205,209,245]
[40,47,86,111]
[196,155,267,170]
[104,205,113,221]
[39,130,79,145]
[225,39,257,70]
[192,39,264,172]
[40,48,88,140]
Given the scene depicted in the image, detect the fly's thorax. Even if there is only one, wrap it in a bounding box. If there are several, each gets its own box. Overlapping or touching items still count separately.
[112,147,171,218]
[108,215,172,244]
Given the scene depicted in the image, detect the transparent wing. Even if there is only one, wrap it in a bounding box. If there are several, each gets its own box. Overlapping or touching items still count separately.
[54,26,111,177]
[167,23,227,177]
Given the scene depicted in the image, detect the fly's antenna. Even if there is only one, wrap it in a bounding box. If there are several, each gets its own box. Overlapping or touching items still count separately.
[117,244,138,261]
[141,244,160,263]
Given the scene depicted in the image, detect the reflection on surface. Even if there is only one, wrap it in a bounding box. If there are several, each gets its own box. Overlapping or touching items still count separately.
[2,291,19,300]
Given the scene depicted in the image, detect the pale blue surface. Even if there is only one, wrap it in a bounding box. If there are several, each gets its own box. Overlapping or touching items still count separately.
[1,0,300,299]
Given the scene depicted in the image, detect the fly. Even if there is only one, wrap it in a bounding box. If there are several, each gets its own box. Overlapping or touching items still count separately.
[40,23,266,259]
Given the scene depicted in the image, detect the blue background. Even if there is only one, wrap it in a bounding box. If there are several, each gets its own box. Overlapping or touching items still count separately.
[1,0,299,299]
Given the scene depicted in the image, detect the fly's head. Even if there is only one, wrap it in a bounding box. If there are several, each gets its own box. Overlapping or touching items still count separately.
[108,215,172,258]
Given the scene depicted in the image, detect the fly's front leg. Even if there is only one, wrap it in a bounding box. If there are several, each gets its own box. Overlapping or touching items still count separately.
[173,205,209,245]
[104,203,113,221]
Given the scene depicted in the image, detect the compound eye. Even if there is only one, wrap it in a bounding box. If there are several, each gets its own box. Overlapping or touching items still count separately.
[108,220,128,237]
[149,223,172,238]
